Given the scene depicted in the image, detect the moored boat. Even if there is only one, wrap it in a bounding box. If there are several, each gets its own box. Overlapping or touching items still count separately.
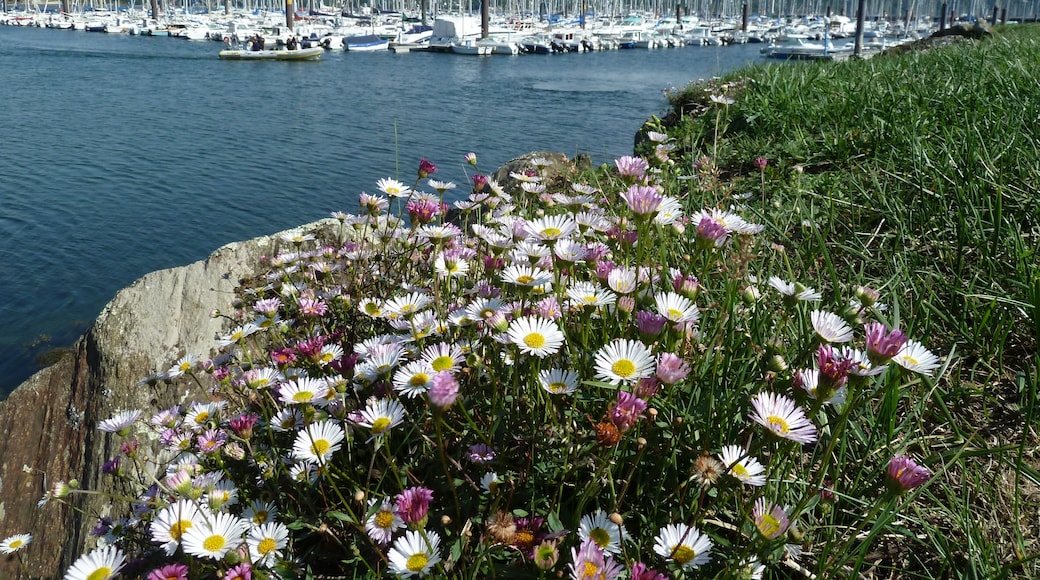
[218,47,324,60]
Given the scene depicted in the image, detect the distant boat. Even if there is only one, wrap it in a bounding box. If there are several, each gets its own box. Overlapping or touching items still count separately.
[218,47,324,60]
[343,34,389,51]
[451,39,492,55]
[761,37,854,60]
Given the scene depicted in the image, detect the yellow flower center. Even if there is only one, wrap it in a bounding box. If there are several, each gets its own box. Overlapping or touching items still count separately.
[515,529,534,547]
[757,514,782,538]
[194,411,210,424]
[203,534,226,552]
[671,544,696,564]
[364,303,381,316]
[258,537,277,555]
[375,510,396,529]
[731,463,749,478]
[371,417,391,435]
[667,308,684,320]
[252,510,269,524]
[766,415,790,434]
[87,568,113,580]
[582,561,601,577]
[541,227,562,238]
[293,391,314,403]
[9,539,23,549]
[170,520,192,541]
[612,359,636,378]
[311,439,331,457]
[431,356,453,372]
[409,373,430,387]
[406,553,429,572]
[523,332,547,349]
[549,382,567,393]
[589,527,611,548]
[516,275,534,284]
[583,296,598,304]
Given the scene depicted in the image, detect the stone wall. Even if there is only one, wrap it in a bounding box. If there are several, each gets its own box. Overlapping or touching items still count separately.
[0,220,333,579]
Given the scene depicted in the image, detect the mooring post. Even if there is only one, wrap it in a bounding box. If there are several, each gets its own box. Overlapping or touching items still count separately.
[991,4,998,24]
[854,0,865,55]
[481,0,489,38]
[939,2,947,31]
[1000,6,1006,22]
[286,0,293,30]
[742,3,748,31]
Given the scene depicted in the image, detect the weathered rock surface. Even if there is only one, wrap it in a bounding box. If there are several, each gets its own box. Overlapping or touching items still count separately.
[0,220,334,579]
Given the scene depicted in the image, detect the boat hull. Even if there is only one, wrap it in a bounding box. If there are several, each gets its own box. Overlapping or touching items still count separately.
[218,47,323,60]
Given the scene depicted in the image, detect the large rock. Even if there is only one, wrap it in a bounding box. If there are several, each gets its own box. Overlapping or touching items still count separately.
[0,220,333,579]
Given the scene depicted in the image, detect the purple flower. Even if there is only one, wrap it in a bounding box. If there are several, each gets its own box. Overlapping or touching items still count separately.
[428,371,460,408]
[418,158,437,178]
[672,273,701,300]
[295,335,325,359]
[224,563,252,580]
[407,199,440,224]
[614,155,649,183]
[754,157,768,171]
[631,562,667,580]
[229,413,259,439]
[570,538,624,580]
[197,429,227,454]
[887,455,931,493]
[148,563,189,580]
[608,391,647,432]
[623,184,664,216]
[395,486,434,526]
[816,344,853,397]
[636,310,668,338]
[696,216,729,246]
[656,353,691,385]
[102,457,121,475]
[467,443,496,463]
[472,173,489,191]
[865,322,908,365]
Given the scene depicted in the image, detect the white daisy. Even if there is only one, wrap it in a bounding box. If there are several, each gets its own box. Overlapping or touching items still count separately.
[279,377,332,406]
[653,523,712,569]
[480,472,502,494]
[527,214,578,241]
[593,339,655,385]
[242,499,279,526]
[566,281,617,310]
[97,410,142,434]
[218,323,261,347]
[270,408,303,432]
[384,292,433,319]
[166,354,199,378]
[420,342,464,373]
[810,310,854,343]
[654,291,700,324]
[718,445,767,486]
[538,368,580,395]
[578,509,626,554]
[0,533,31,554]
[376,177,412,198]
[353,399,406,443]
[767,276,822,302]
[507,316,566,358]
[247,521,289,567]
[63,545,125,580]
[292,420,346,464]
[607,267,638,294]
[501,264,553,290]
[182,511,248,560]
[392,361,436,398]
[892,339,941,377]
[388,529,442,578]
[749,392,817,444]
[365,498,405,545]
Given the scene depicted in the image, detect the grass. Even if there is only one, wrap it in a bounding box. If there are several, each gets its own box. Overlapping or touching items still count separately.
[647,23,1040,577]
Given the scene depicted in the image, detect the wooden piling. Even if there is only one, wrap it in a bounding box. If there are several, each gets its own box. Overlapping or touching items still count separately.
[742,3,748,31]
[939,2,946,31]
[286,0,293,30]
[853,0,865,55]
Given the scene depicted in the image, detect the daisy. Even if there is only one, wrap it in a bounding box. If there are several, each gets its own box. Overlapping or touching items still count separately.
[718,445,767,486]
[891,339,941,377]
[653,523,712,569]
[185,401,225,431]
[886,454,932,492]
[538,367,579,395]
[607,268,638,294]
[793,368,847,407]
[507,316,566,358]
[63,545,125,580]
[292,420,346,464]
[749,392,817,444]
[526,215,578,241]
[810,310,854,343]
[270,408,303,432]
[690,208,764,236]
[553,238,587,263]
[247,521,289,567]
[767,276,822,302]
[242,367,283,389]
[388,529,442,578]
[594,339,655,385]
[366,498,405,545]
[480,472,502,494]
[752,498,790,539]
[358,298,384,318]
[427,178,456,193]
[578,510,626,554]
[566,281,617,310]
[218,323,260,347]
[654,196,684,226]
[501,264,553,290]
[353,398,406,443]
[420,342,465,373]
[0,533,31,554]
[97,410,142,435]
[279,377,331,406]
[376,177,412,198]
[384,292,433,319]
[182,511,248,560]
[242,499,278,526]
[434,252,470,278]
[570,538,624,580]
[166,354,199,378]
[654,291,700,324]
[392,361,436,398]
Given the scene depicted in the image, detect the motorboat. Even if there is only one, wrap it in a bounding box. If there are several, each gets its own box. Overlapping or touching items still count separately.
[218,47,324,60]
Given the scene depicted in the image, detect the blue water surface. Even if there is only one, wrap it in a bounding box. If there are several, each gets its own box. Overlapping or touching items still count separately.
[0,24,763,396]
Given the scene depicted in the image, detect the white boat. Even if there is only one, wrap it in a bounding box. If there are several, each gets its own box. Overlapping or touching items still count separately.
[218,47,324,60]
[451,39,492,55]
[344,34,389,51]
[761,36,854,60]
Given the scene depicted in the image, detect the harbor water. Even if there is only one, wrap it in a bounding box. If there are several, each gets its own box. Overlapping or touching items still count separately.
[0,24,764,396]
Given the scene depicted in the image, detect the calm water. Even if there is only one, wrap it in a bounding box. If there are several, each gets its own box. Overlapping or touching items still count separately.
[0,24,764,396]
